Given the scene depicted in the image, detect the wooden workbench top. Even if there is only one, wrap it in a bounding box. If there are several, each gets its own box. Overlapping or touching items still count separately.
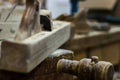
[64,26,120,50]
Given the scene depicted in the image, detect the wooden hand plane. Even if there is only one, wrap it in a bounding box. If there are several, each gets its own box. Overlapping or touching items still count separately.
[0,0,70,73]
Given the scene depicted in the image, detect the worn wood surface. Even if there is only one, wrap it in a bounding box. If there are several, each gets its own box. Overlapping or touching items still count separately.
[63,26,120,50]
[0,21,70,73]
[62,26,120,64]
[56,9,91,34]
[0,9,52,40]
[79,0,117,10]
[90,42,120,64]
[0,49,74,80]
[0,22,20,40]
[0,6,24,22]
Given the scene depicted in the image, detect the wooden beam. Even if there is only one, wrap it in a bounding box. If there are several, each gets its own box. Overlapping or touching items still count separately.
[0,21,70,73]
[63,26,120,51]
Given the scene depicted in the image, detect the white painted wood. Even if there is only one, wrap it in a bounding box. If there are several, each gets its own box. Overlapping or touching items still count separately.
[0,21,70,73]
[0,6,24,22]
[0,22,20,40]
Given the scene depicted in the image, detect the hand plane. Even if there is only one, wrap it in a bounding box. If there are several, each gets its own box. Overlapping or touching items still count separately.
[0,0,70,73]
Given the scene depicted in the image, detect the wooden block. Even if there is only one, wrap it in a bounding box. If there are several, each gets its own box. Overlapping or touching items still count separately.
[73,9,91,34]
[90,42,120,65]
[74,22,91,34]
[8,0,17,4]
[56,9,91,34]
[0,21,71,73]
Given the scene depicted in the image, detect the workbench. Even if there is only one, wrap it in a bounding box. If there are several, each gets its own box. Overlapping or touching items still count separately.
[0,4,115,80]
[63,26,120,65]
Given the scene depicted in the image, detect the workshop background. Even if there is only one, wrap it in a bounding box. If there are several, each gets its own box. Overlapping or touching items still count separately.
[0,0,120,80]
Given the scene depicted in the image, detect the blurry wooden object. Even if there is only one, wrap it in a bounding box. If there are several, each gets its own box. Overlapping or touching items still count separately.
[64,27,120,50]
[56,9,91,36]
[0,49,74,80]
[79,0,117,10]
[58,0,120,65]
[90,42,120,65]
[83,0,120,18]
[8,0,16,4]
[0,0,3,5]
[73,9,91,34]
[113,0,120,18]
[62,26,120,65]
[101,42,120,64]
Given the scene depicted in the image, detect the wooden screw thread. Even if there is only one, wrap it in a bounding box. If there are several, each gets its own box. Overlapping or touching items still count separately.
[57,58,114,80]
[57,59,79,75]
[93,61,114,80]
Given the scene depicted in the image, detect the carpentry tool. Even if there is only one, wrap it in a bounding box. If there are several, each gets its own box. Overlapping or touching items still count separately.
[57,56,114,80]
[0,0,70,73]
[0,20,70,73]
